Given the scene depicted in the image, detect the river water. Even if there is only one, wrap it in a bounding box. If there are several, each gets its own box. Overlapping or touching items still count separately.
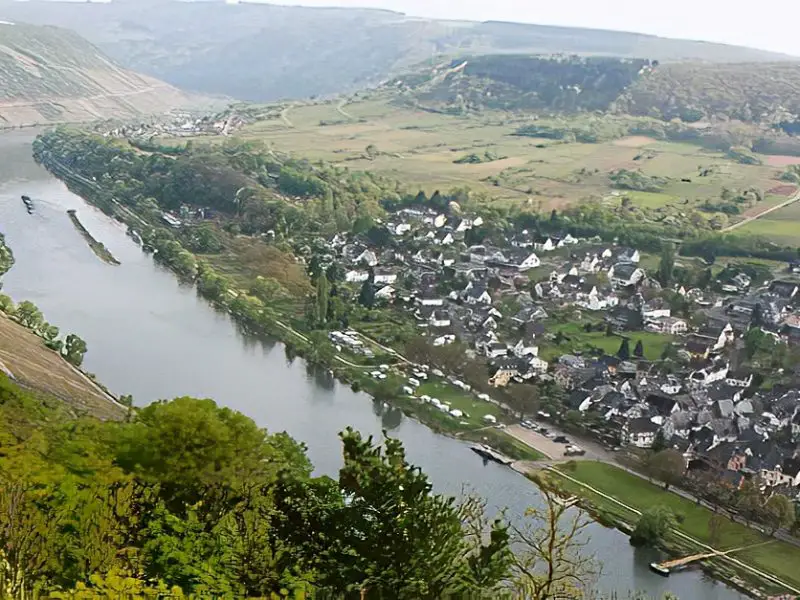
[0,129,744,599]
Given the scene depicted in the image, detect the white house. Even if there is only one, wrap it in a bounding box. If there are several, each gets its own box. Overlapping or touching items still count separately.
[416,293,444,307]
[576,287,619,311]
[433,214,447,228]
[512,339,538,358]
[622,417,660,448]
[561,233,579,245]
[355,249,378,266]
[529,356,549,375]
[725,372,754,388]
[345,270,369,283]
[464,285,492,305]
[429,310,451,328]
[435,232,454,246]
[579,254,602,273]
[373,268,397,285]
[647,316,688,335]
[616,247,641,264]
[394,223,412,236]
[609,263,645,287]
[374,285,395,300]
[486,342,509,358]
[689,363,729,386]
[515,252,541,271]
[533,236,555,252]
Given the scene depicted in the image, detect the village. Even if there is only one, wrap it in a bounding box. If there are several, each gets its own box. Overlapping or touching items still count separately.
[315,202,800,503]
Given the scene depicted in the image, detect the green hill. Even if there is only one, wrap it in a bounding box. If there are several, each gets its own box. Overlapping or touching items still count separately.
[619,62,800,122]
[0,0,794,102]
[0,21,194,126]
[388,54,800,125]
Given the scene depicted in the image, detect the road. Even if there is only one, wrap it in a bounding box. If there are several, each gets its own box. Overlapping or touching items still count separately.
[722,188,800,232]
[547,466,800,596]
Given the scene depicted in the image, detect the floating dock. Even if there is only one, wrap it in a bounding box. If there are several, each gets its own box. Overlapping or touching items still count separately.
[470,444,513,465]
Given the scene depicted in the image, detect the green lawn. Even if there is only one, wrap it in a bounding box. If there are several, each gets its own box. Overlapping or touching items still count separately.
[539,322,672,361]
[416,380,501,427]
[551,462,800,591]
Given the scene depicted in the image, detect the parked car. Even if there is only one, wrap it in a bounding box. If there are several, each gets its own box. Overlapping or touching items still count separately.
[564,445,586,456]
[521,420,535,430]
[553,435,569,444]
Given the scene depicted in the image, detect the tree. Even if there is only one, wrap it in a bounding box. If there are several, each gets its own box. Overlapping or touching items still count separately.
[657,243,676,287]
[630,506,676,547]
[633,340,644,358]
[315,272,329,326]
[645,450,685,489]
[0,293,14,314]
[322,429,512,597]
[15,300,43,330]
[358,279,375,309]
[763,494,795,534]
[605,323,614,337]
[113,397,310,517]
[708,513,725,547]
[413,190,428,206]
[40,323,60,342]
[511,477,598,599]
[651,430,667,453]
[616,338,630,360]
[63,334,88,367]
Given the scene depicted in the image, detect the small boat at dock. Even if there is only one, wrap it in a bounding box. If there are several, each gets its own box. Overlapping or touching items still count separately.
[649,562,670,577]
[470,444,513,466]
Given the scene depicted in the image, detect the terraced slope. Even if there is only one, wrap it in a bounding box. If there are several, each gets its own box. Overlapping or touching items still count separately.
[0,21,193,126]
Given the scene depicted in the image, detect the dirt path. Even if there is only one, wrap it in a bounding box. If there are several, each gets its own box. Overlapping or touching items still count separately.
[336,99,355,121]
[280,104,294,127]
[722,188,800,232]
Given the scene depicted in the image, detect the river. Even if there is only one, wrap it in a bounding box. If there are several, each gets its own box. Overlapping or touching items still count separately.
[0,129,744,599]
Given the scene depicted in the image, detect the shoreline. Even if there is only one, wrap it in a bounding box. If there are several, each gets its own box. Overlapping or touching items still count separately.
[66,209,121,265]
[38,159,774,600]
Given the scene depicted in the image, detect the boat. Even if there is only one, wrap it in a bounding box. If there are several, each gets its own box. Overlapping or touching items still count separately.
[21,195,34,212]
[649,562,670,577]
[470,444,513,466]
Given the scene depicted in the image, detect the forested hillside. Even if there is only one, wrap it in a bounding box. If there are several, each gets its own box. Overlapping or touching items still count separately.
[0,22,193,126]
[0,374,520,597]
[390,54,800,125]
[0,0,793,101]
[619,62,800,122]
[403,55,651,113]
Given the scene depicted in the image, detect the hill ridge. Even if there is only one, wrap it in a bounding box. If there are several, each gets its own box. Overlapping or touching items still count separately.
[0,0,794,102]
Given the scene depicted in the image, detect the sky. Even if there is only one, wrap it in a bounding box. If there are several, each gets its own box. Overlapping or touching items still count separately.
[271,0,800,57]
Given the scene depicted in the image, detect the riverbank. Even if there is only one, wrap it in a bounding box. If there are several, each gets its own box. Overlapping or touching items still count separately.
[534,461,800,598]
[66,210,120,265]
[36,157,543,463]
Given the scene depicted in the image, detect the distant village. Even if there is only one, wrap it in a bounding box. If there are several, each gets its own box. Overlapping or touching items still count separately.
[318,204,800,499]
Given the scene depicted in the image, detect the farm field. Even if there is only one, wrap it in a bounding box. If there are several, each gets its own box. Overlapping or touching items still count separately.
[219,97,792,217]
[735,198,800,245]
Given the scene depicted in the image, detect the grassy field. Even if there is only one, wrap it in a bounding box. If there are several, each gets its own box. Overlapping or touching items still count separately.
[549,461,800,592]
[0,314,123,420]
[539,321,673,361]
[201,97,791,216]
[735,198,800,244]
[417,379,502,427]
